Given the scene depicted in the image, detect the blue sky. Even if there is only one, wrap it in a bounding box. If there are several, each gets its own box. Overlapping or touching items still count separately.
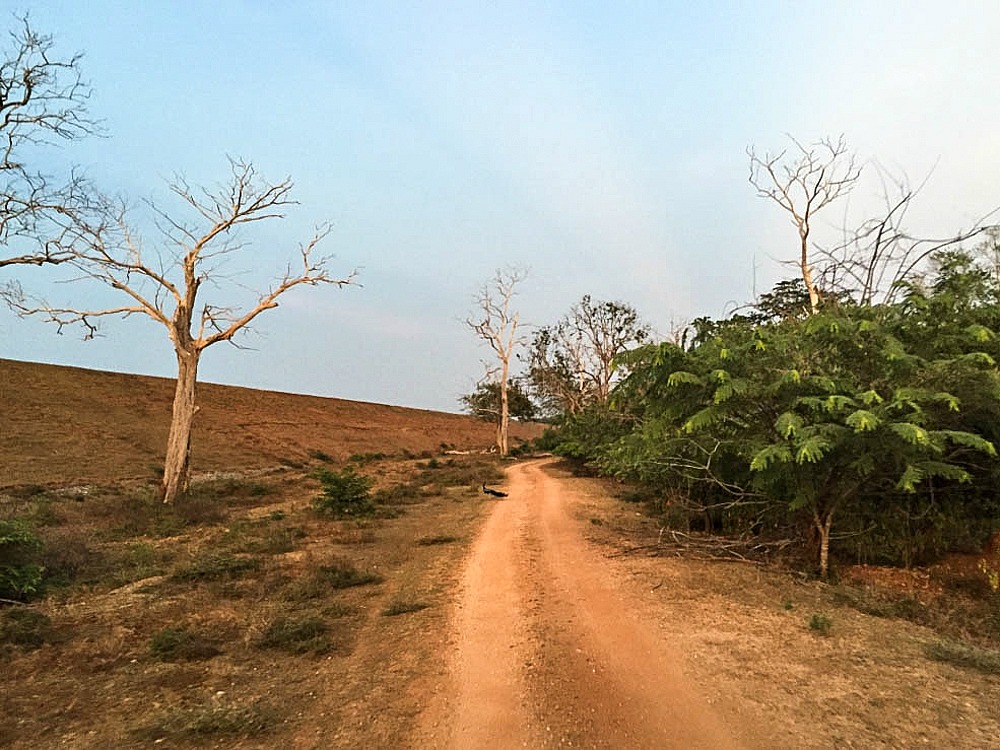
[3,2,1000,411]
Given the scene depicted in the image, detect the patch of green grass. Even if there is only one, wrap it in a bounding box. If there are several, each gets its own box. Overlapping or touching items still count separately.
[221,520,305,555]
[257,615,331,654]
[331,525,379,545]
[149,626,221,661]
[322,602,356,618]
[416,534,459,546]
[134,700,276,740]
[0,518,44,599]
[808,613,833,636]
[5,485,47,500]
[26,498,62,527]
[170,553,261,583]
[173,489,230,525]
[416,461,503,490]
[348,452,387,465]
[281,560,382,601]
[99,491,204,540]
[925,639,1000,674]
[308,449,333,463]
[832,586,928,622]
[43,538,168,591]
[383,600,430,617]
[373,482,424,505]
[36,529,99,588]
[317,559,384,589]
[0,607,54,649]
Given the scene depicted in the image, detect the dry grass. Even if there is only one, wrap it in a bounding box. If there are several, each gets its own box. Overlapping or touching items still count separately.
[0,359,538,748]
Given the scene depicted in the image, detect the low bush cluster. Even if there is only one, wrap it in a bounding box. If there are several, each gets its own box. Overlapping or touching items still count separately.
[0,519,44,599]
[312,467,375,517]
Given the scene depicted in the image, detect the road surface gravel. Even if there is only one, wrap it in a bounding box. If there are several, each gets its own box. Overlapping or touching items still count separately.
[416,458,746,749]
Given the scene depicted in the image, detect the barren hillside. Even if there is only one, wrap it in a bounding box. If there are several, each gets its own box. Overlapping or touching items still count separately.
[0,359,541,488]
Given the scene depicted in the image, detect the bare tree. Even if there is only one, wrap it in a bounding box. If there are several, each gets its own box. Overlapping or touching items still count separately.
[749,135,862,313]
[15,159,357,503]
[814,164,999,305]
[529,295,650,416]
[466,267,527,455]
[0,16,104,277]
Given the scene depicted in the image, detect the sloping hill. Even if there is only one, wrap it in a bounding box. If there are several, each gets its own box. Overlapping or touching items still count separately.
[0,359,540,487]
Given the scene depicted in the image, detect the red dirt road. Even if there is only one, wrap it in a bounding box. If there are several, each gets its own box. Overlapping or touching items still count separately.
[417,458,745,749]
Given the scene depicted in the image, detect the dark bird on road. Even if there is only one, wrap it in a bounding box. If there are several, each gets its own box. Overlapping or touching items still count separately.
[482,483,508,498]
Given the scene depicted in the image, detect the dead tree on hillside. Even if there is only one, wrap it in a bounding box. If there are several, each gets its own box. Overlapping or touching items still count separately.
[466,267,527,456]
[14,159,357,503]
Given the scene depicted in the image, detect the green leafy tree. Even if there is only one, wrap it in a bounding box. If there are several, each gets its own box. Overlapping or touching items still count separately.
[598,274,1000,577]
[460,379,537,425]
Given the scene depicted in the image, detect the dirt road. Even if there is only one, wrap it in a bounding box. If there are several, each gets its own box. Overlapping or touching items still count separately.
[416,458,747,749]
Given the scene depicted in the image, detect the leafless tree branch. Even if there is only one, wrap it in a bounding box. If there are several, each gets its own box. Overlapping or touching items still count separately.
[0,15,106,273]
[749,135,862,313]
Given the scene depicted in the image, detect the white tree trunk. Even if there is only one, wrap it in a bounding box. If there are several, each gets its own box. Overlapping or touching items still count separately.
[498,357,510,456]
[801,234,821,314]
[161,348,200,503]
[814,508,834,579]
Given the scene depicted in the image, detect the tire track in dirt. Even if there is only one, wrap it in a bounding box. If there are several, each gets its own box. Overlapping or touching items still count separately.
[417,458,744,749]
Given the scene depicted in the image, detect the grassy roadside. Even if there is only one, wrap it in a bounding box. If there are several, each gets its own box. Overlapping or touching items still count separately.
[0,453,507,749]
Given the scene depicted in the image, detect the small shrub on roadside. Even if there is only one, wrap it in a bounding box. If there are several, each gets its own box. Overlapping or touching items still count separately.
[258,615,331,654]
[221,520,305,555]
[312,467,375,517]
[383,600,430,616]
[170,553,261,582]
[0,519,44,599]
[348,452,386,465]
[149,627,221,661]
[0,607,54,649]
[808,613,833,636]
[416,534,459,546]
[317,560,384,589]
[281,559,382,601]
[308,449,333,463]
[36,530,99,588]
[133,700,276,740]
[174,487,229,525]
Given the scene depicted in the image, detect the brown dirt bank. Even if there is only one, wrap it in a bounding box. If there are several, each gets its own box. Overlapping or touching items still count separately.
[0,358,542,488]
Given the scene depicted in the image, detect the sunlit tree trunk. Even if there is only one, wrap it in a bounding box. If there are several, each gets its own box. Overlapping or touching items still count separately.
[160,348,200,504]
[498,356,510,455]
[801,232,821,313]
[814,507,834,580]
